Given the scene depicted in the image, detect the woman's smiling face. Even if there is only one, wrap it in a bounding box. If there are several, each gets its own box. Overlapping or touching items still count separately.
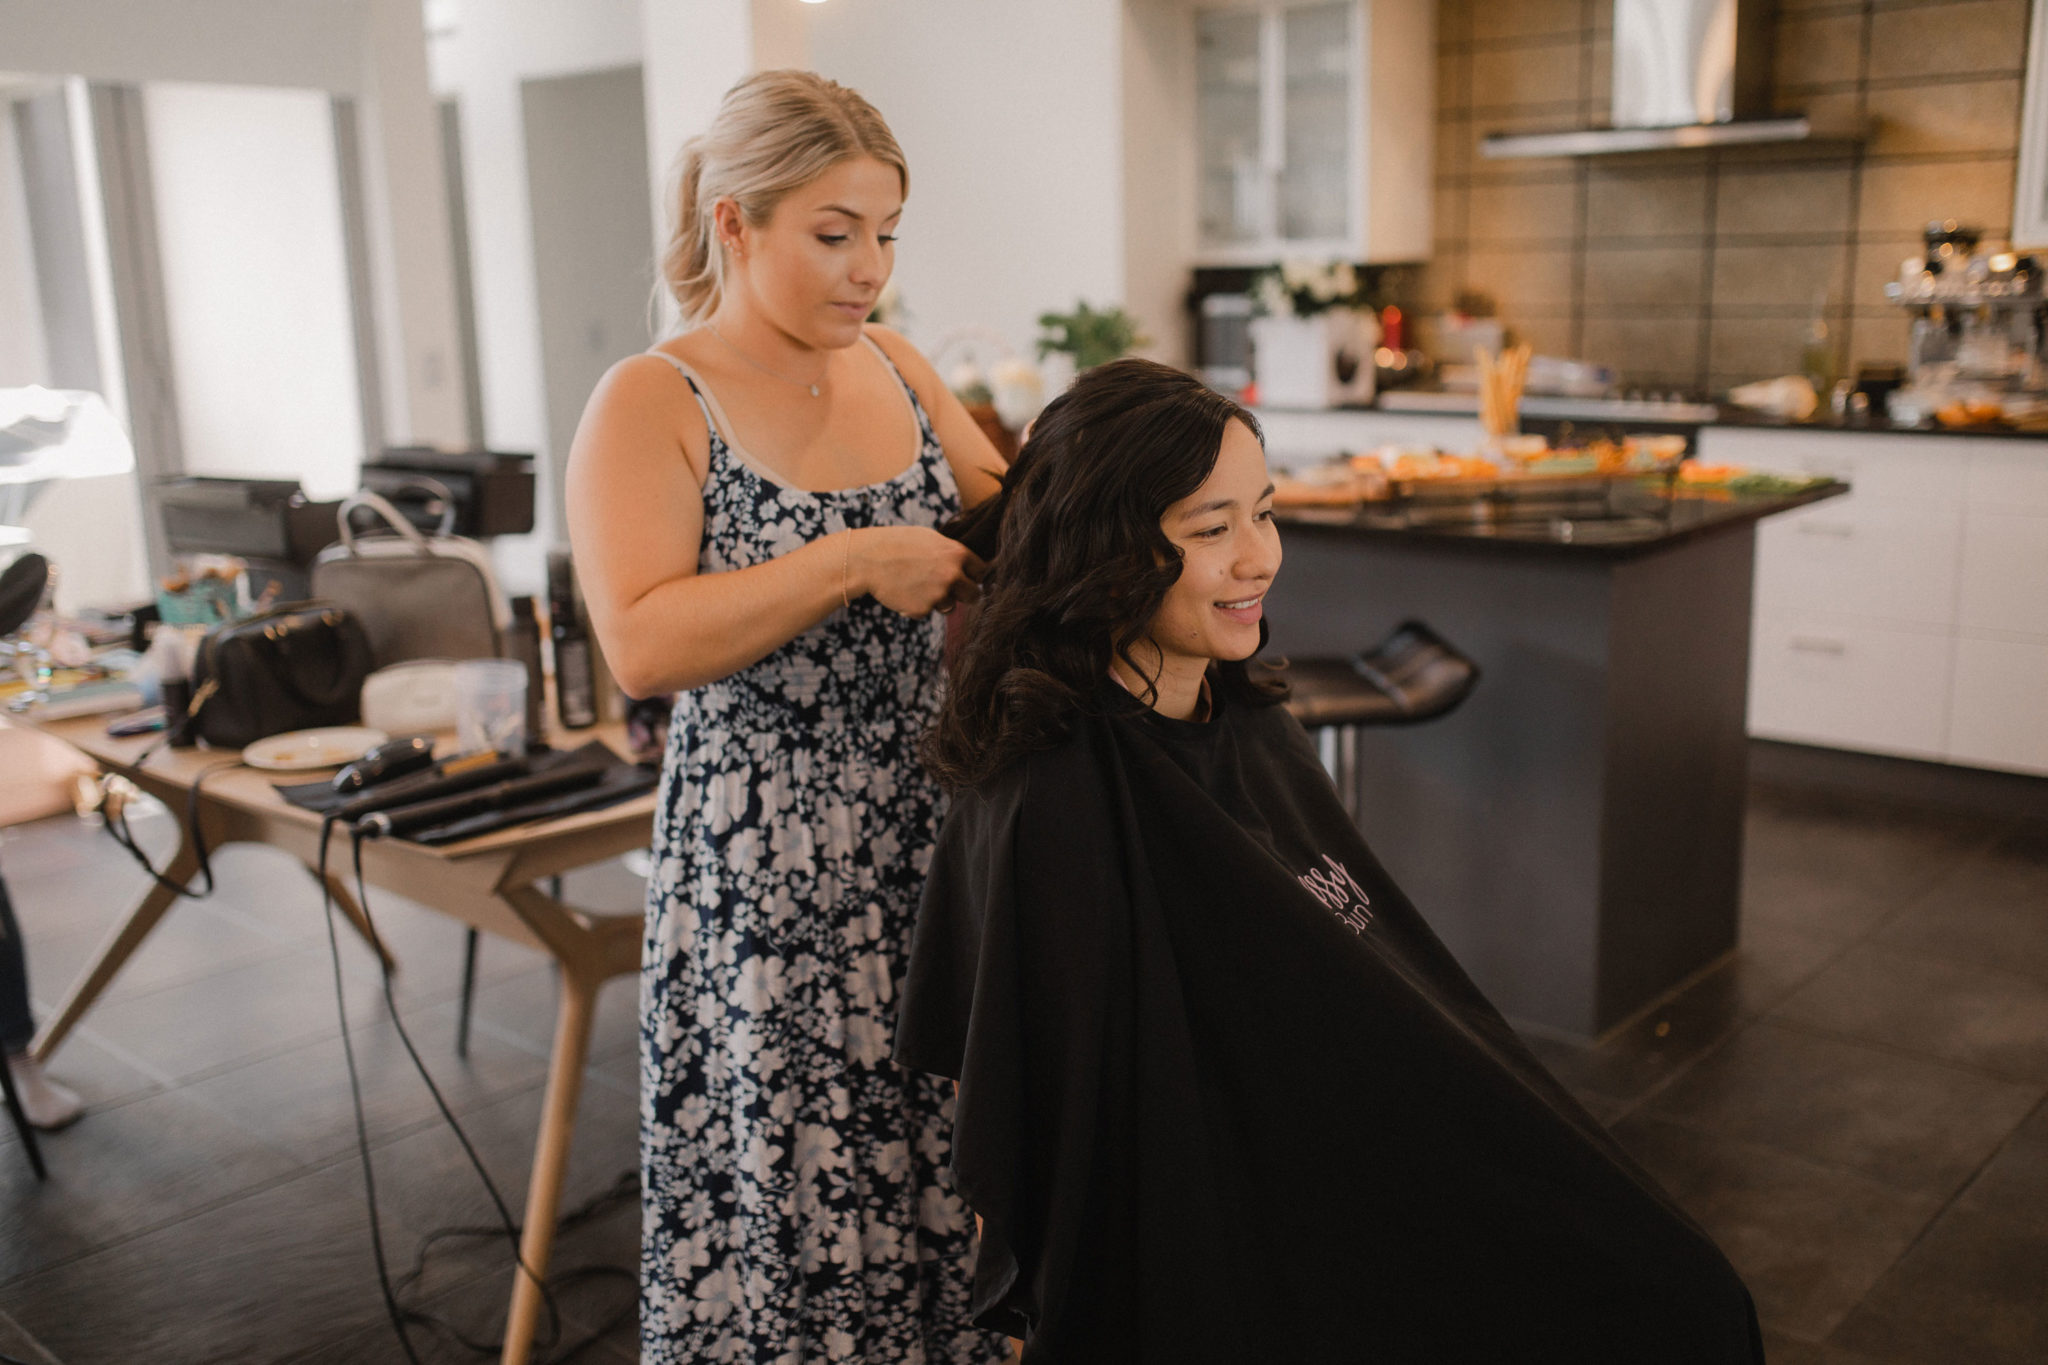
[1143,417,1282,670]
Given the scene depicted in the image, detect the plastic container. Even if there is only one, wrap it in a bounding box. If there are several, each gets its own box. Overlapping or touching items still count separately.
[454,658,528,755]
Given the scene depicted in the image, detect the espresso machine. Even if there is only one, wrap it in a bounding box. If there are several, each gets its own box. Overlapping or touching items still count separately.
[1885,221,2048,417]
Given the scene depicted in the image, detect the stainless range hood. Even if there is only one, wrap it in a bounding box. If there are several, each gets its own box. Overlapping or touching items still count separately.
[1482,0,1864,159]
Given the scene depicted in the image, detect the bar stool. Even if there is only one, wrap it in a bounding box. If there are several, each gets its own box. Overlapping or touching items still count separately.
[1271,620,1481,817]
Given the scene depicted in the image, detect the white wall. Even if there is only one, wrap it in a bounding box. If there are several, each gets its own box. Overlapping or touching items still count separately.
[0,0,369,96]
[358,0,469,447]
[427,0,642,589]
[0,0,466,453]
[145,83,365,498]
[640,0,777,341]
[805,0,1128,365]
[0,105,51,386]
[1122,0,1197,364]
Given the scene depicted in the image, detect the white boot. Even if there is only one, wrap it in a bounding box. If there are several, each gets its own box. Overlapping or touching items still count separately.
[6,1051,82,1130]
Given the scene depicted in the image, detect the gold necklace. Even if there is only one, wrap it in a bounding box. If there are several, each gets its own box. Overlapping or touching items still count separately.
[708,324,824,397]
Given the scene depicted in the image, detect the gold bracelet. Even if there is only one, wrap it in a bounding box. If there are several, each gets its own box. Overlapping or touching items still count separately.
[841,528,853,610]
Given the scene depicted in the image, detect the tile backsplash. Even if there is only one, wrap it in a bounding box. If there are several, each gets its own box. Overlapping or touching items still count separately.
[1425,0,2031,395]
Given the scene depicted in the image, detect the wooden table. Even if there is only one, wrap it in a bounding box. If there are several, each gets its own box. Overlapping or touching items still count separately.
[23,714,655,1365]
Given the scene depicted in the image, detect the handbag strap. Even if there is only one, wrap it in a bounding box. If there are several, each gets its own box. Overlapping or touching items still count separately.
[337,487,433,554]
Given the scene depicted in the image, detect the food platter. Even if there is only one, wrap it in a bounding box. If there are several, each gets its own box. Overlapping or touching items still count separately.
[1272,434,1693,510]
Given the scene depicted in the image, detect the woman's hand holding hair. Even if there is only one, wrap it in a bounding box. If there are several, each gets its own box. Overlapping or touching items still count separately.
[848,526,983,617]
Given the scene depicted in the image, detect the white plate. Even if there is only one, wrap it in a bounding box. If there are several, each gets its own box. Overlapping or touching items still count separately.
[242,726,389,772]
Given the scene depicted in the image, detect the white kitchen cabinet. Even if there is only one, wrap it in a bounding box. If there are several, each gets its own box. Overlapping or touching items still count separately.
[1967,445,2048,511]
[1949,635,2048,774]
[1754,498,1964,630]
[1748,614,1954,761]
[1193,0,1433,265]
[1705,426,2048,777]
[1959,510,2048,637]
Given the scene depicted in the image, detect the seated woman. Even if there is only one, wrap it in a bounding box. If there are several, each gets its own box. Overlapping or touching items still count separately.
[895,359,1761,1363]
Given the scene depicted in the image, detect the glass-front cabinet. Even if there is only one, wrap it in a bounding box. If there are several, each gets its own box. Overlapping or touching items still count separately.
[1194,0,1434,265]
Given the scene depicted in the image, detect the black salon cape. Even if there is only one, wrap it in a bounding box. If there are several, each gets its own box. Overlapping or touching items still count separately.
[895,686,1762,1363]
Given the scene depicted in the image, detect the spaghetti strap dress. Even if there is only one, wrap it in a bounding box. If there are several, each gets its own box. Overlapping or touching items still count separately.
[638,339,1010,1365]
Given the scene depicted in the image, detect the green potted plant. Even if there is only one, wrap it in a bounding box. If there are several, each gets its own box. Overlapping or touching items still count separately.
[1036,301,1148,377]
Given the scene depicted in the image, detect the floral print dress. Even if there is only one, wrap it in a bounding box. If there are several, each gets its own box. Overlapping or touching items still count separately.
[639,343,1008,1365]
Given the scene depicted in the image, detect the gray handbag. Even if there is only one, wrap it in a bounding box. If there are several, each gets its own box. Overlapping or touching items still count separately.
[310,485,510,668]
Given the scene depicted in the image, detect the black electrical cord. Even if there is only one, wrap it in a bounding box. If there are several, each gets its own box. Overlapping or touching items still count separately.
[348,826,566,1350]
[102,757,238,899]
[318,813,425,1365]
[388,1173,639,1357]
[324,818,636,1362]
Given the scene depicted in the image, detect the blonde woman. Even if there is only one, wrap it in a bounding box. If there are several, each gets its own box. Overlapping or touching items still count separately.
[567,71,1009,1364]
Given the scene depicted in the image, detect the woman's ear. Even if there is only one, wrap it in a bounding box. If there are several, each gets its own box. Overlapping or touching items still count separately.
[712,198,747,258]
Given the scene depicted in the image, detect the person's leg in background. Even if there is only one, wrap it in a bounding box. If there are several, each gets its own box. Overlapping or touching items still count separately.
[1,867,81,1130]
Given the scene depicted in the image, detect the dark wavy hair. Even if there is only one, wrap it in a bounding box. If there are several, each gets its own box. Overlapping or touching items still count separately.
[924,357,1283,790]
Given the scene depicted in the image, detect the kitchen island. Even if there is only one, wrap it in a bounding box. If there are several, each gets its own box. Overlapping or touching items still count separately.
[1266,481,1844,1039]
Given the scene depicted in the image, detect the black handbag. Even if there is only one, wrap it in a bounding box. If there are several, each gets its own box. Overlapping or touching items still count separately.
[187,602,374,749]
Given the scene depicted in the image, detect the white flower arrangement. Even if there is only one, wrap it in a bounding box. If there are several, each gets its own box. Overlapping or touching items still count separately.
[1253,259,1369,318]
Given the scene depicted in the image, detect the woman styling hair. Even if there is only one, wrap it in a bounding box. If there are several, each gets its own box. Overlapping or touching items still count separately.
[899,358,1763,1362]
[566,70,1011,1364]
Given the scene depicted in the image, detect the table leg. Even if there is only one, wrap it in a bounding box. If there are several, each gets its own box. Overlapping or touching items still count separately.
[499,963,599,1365]
[29,838,201,1063]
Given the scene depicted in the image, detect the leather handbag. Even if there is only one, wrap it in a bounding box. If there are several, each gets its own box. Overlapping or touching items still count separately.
[310,485,510,669]
[187,602,374,749]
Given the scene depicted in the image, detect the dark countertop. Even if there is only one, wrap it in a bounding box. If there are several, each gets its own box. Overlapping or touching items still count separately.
[1707,407,2048,441]
[1363,389,2048,442]
[1274,481,1849,560]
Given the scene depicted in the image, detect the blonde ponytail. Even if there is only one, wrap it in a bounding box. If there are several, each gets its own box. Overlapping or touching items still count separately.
[658,70,908,327]
[663,143,717,325]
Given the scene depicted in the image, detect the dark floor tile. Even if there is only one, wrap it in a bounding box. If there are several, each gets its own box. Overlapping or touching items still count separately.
[1955,1098,2048,1234]
[314,1068,639,1298]
[176,1004,553,1168]
[0,827,137,943]
[1610,1116,1941,1342]
[1721,922,1845,1016]
[1769,943,2048,1083]
[463,965,643,1066]
[590,1046,639,1095]
[1641,1020,2044,1199]
[70,943,392,1084]
[171,841,370,948]
[23,1028,163,1113]
[0,1308,62,1365]
[1875,825,2048,986]
[0,810,148,892]
[1739,791,1991,944]
[27,901,301,1014]
[1520,955,1762,1107]
[0,1086,304,1284]
[329,891,552,1011]
[1828,1206,2048,1364]
[1759,1331,1825,1364]
[285,1245,634,1365]
[3,1162,398,1364]
[557,858,649,917]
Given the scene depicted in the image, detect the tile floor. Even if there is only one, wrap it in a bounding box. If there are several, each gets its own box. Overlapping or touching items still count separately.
[1,757,2045,1363]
